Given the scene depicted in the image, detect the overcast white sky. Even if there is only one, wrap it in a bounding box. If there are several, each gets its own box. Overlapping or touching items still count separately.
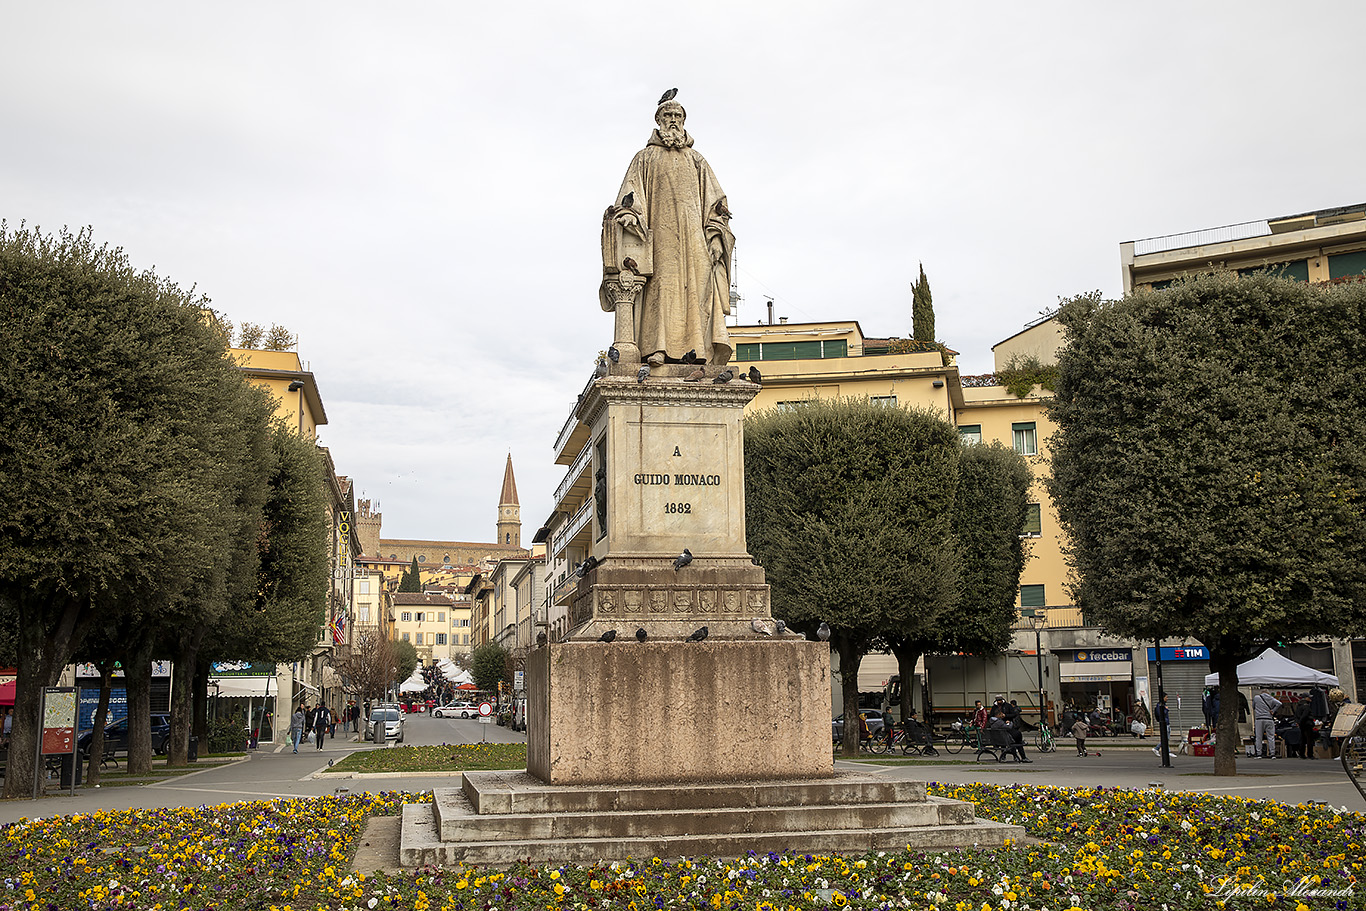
[6,3,1362,543]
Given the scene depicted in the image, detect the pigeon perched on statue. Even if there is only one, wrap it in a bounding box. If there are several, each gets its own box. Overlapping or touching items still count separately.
[620,192,634,210]
[594,359,608,378]
[714,199,732,219]
[712,368,733,384]
[747,366,762,385]
[686,625,708,642]
[817,621,831,642]
[750,618,775,637]
[684,367,705,382]
[608,345,620,364]
[635,627,647,643]
[657,87,678,105]
[598,629,617,643]
[636,364,650,383]
[774,619,787,635]
[681,349,700,365]
[673,548,693,571]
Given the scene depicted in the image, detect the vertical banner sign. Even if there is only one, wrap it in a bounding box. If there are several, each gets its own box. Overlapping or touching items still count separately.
[42,687,78,754]
[333,510,352,644]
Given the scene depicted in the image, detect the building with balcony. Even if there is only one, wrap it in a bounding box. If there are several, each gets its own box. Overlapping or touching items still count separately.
[1121,202,1366,293]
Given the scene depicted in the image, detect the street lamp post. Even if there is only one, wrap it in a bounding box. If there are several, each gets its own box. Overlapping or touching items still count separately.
[1023,609,1047,728]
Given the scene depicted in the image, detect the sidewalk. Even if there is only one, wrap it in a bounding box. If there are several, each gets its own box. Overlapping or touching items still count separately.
[1,737,1357,827]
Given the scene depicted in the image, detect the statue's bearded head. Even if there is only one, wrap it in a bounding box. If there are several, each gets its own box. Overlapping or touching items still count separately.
[654,101,687,148]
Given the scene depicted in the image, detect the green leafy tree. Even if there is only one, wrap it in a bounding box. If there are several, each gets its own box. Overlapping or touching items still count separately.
[884,441,1031,723]
[184,423,328,761]
[0,223,262,797]
[392,638,419,688]
[745,398,961,754]
[399,557,422,592]
[912,263,935,342]
[471,642,510,694]
[1047,275,1366,776]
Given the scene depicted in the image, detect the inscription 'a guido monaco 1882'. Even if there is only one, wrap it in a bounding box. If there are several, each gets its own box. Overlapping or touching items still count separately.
[634,473,722,486]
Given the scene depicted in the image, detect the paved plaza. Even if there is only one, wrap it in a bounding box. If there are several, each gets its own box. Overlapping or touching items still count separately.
[2,713,1359,826]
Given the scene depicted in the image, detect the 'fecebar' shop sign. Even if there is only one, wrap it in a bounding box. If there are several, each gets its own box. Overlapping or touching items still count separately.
[1074,649,1132,663]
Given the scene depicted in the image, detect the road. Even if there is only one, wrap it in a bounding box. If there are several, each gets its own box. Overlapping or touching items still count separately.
[1,713,1359,826]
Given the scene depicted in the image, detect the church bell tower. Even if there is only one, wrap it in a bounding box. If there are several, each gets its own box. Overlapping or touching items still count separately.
[496,454,520,547]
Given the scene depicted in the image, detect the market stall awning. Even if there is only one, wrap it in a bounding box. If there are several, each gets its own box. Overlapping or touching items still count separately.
[210,676,273,698]
[1203,648,1339,687]
[1060,660,1131,682]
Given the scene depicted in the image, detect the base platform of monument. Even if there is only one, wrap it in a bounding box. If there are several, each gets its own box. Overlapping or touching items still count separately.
[398,770,1025,866]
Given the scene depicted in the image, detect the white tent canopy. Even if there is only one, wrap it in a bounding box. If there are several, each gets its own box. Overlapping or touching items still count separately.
[398,669,429,693]
[1203,648,1339,687]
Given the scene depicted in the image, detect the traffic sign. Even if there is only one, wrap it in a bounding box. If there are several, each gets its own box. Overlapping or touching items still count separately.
[478,701,493,717]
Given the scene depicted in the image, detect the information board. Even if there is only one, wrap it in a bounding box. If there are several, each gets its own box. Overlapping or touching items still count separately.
[42,687,78,754]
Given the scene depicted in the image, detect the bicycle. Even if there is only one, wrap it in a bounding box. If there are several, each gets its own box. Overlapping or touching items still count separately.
[943,719,980,755]
[1034,722,1056,753]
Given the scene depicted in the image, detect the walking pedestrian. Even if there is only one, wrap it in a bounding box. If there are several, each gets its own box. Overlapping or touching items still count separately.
[1071,716,1090,756]
[290,705,305,753]
[1252,691,1281,759]
[1153,693,1172,762]
[314,704,330,750]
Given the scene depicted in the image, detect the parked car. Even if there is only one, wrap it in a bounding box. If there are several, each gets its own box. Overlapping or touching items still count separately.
[831,710,889,742]
[78,714,172,759]
[364,707,405,742]
[432,702,479,719]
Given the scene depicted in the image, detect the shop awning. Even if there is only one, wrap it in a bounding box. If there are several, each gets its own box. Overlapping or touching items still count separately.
[210,676,274,698]
[1060,660,1131,682]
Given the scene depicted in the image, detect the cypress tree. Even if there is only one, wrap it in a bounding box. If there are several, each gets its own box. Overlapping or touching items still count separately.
[912,263,935,342]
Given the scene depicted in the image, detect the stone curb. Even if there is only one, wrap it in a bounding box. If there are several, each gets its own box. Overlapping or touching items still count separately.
[310,769,469,780]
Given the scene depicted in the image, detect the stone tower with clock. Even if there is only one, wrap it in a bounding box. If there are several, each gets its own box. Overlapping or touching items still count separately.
[496,453,520,547]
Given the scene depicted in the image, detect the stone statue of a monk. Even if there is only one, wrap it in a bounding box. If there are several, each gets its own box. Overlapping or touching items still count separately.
[600,99,734,367]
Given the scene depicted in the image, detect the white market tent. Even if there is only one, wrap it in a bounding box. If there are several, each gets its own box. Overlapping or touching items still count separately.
[398,669,429,693]
[1203,648,1339,687]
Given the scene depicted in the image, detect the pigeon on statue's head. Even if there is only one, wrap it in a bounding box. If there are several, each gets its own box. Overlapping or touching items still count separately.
[658,87,678,105]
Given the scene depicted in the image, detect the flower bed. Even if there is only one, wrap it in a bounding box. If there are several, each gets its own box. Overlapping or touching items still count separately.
[0,783,1359,910]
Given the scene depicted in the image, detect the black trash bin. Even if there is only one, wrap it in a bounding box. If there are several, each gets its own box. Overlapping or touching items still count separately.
[58,754,82,789]
[188,736,198,762]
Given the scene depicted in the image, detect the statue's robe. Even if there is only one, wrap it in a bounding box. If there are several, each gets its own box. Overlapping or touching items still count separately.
[610,129,734,365]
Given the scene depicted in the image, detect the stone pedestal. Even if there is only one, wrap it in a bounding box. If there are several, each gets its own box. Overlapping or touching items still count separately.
[527,640,830,785]
[399,772,1026,866]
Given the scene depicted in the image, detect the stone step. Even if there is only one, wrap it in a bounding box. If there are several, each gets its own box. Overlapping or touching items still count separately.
[436,789,974,842]
[400,804,1024,867]
[461,770,927,815]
